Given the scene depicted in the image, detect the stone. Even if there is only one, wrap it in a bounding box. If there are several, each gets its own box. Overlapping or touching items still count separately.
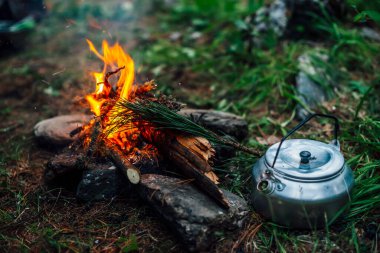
[34,114,92,147]
[179,109,248,141]
[360,27,380,42]
[295,50,334,120]
[249,0,288,47]
[169,31,182,41]
[44,152,86,190]
[76,166,130,203]
[139,174,249,252]
[44,146,161,197]
[246,0,346,46]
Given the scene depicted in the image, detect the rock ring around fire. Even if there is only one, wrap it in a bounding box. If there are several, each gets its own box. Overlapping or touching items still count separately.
[34,114,92,147]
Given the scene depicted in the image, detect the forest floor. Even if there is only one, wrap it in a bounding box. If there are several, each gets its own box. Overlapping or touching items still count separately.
[0,0,379,252]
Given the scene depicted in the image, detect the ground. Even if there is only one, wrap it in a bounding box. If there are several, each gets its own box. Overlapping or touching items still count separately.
[0,0,379,252]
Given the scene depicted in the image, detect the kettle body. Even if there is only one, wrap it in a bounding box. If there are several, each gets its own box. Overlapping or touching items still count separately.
[251,114,354,229]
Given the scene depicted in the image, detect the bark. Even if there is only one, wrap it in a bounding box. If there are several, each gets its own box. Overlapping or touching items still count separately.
[143,129,229,209]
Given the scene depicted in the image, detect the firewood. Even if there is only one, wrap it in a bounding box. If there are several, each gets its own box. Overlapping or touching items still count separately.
[169,135,215,173]
[140,128,229,209]
[107,145,141,184]
[85,99,232,207]
[126,167,141,184]
[162,136,229,209]
[176,135,215,167]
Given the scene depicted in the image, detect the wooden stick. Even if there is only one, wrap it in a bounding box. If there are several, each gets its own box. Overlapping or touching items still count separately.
[107,145,141,184]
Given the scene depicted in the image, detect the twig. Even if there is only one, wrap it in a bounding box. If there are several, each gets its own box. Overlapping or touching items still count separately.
[231,223,262,253]
[221,138,262,157]
[105,66,125,79]
[69,126,84,137]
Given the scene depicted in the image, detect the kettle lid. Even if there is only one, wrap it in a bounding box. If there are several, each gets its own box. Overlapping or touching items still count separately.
[265,139,345,180]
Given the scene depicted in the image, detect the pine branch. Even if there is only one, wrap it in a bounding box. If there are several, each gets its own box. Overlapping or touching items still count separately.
[114,100,261,157]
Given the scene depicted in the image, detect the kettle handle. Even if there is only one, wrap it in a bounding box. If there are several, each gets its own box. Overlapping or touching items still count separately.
[271,113,339,168]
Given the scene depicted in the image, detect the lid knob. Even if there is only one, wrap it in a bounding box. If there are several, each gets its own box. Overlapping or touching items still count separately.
[300,151,311,164]
[299,151,311,170]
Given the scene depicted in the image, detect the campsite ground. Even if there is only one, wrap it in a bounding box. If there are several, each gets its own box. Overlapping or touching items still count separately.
[0,1,379,252]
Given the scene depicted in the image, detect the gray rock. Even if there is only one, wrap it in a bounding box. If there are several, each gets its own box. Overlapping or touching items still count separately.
[169,31,182,41]
[360,27,380,42]
[252,0,288,46]
[248,0,345,46]
[34,114,92,147]
[178,109,248,141]
[44,149,156,197]
[76,166,130,203]
[295,51,334,120]
[139,174,249,252]
[45,152,86,190]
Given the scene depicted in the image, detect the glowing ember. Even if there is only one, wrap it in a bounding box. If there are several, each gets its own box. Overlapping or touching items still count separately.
[85,39,156,160]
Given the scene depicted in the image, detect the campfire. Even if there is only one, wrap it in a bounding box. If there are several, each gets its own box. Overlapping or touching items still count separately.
[33,39,260,251]
[70,39,241,208]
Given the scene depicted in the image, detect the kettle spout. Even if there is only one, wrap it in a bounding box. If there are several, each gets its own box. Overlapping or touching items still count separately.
[257,179,275,194]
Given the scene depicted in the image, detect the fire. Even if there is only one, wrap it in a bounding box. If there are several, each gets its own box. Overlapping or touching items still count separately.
[85,94,103,117]
[86,39,135,116]
[82,40,223,201]
[85,39,155,159]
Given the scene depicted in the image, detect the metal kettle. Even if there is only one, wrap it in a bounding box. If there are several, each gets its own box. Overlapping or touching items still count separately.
[251,114,354,229]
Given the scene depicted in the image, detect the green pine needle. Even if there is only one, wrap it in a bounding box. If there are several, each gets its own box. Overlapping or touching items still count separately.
[112,99,261,156]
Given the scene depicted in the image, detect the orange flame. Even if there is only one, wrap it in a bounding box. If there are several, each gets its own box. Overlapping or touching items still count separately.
[86,39,135,116]
[85,39,142,153]
[85,94,104,116]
